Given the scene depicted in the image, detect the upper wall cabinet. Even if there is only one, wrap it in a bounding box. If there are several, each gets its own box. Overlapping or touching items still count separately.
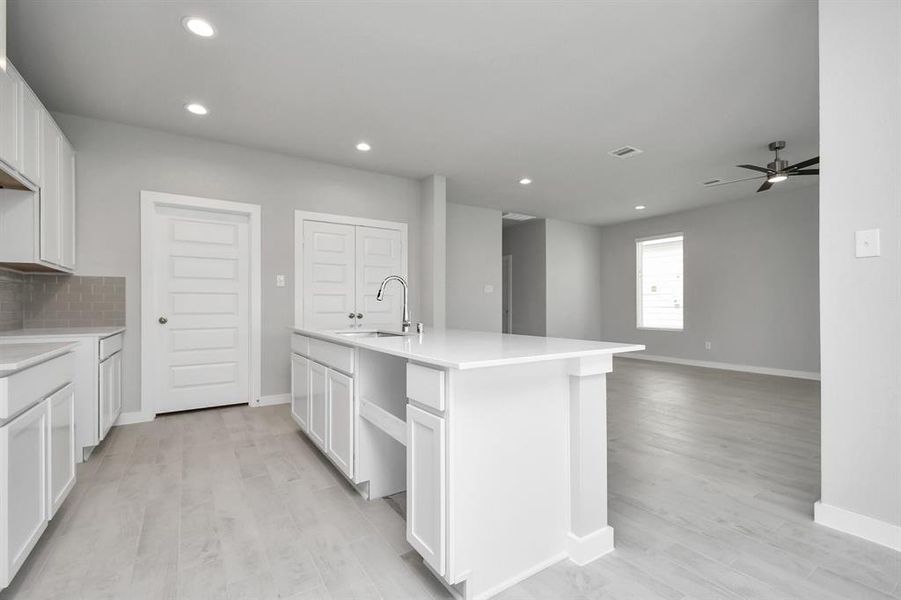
[0,61,76,273]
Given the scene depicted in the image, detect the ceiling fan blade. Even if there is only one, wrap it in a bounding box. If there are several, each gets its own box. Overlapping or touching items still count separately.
[704,174,766,187]
[790,169,819,175]
[757,180,774,193]
[787,156,820,170]
[737,164,772,174]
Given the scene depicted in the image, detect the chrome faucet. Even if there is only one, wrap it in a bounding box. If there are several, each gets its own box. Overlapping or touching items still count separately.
[376,275,412,332]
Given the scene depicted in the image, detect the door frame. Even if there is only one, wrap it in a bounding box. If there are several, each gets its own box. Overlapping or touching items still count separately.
[502,254,513,333]
[294,210,408,327]
[140,190,262,416]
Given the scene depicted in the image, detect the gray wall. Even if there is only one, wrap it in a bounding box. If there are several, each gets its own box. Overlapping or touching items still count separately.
[56,113,423,414]
[502,220,546,336]
[819,1,900,529]
[598,185,820,374]
[446,203,502,332]
[545,219,603,341]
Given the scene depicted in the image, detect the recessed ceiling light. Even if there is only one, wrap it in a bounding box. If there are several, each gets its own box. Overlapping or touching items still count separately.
[356,142,371,152]
[183,17,216,38]
[185,103,209,116]
[634,205,646,210]
[519,178,532,185]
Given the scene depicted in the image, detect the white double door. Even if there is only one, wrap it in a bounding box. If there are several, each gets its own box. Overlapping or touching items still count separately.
[150,205,251,413]
[302,221,404,331]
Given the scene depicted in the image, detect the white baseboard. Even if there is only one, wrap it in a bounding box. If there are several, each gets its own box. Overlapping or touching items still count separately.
[619,353,820,381]
[567,527,615,566]
[114,411,155,426]
[254,393,290,407]
[814,501,901,551]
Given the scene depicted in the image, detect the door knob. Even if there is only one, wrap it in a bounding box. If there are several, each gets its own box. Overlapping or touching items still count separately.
[356,313,363,319]
[348,313,356,319]
[158,316,168,324]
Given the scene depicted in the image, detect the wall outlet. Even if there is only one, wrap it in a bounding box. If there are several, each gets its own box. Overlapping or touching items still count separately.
[704,341,712,350]
[276,274,286,288]
[855,229,880,258]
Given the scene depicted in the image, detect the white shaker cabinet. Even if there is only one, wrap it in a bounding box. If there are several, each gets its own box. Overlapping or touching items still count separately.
[98,348,122,441]
[18,84,42,187]
[308,362,328,449]
[47,384,75,516]
[0,400,48,587]
[326,369,354,479]
[406,404,446,576]
[0,66,20,173]
[39,113,61,267]
[290,353,310,430]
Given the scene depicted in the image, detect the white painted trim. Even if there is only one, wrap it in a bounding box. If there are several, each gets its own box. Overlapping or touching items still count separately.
[566,527,615,566]
[619,352,821,381]
[255,393,291,407]
[114,411,155,426]
[140,190,263,417]
[814,501,901,551]
[294,210,408,326]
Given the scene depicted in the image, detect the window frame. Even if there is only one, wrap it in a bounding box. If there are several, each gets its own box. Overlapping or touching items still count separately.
[635,232,684,331]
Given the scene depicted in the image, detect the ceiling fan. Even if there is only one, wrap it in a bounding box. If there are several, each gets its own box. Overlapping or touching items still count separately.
[709,141,820,192]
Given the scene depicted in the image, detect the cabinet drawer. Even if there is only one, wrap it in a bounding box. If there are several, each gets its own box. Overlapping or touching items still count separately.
[0,353,74,420]
[406,363,446,412]
[291,334,310,356]
[98,334,123,361]
[308,338,354,374]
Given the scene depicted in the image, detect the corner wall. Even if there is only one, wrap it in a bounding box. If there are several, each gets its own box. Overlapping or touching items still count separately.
[446,203,502,331]
[816,0,901,547]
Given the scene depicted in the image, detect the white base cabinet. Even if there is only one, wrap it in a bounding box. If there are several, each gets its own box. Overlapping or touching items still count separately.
[406,404,446,576]
[99,349,122,440]
[47,384,76,516]
[290,354,310,430]
[326,370,354,479]
[307,361,328,450]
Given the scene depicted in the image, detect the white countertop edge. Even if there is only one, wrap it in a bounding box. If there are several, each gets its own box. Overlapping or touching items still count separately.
[0,342,79,375]
[291,327,645,370]
[0,326,126,340]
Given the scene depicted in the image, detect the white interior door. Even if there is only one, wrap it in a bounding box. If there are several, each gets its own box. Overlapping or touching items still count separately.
[303,221,356,330]
[355,226,404,330]
[152,205,251,413]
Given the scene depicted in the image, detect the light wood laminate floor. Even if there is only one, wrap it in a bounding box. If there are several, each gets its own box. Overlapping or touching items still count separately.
[2,359,899,599]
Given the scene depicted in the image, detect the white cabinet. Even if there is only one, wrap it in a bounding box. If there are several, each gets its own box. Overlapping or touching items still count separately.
[290,353,310,430]
[0,66,19,173]
[58,137,76,270]
[0,400,48,587]
[99,350,122,440]
[19,84,42,187]
[47,384,75,516]
[39,113,61,267]
[308,362,328,449]
[406,404,446,576]
[326,369,354,479]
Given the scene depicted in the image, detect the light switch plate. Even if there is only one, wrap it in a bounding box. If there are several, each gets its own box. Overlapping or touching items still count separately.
[855,229,880,258]
[276,274,286,287]
[484,284,495,294]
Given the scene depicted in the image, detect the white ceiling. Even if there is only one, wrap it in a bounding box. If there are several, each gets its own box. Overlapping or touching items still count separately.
[9,0,819,225]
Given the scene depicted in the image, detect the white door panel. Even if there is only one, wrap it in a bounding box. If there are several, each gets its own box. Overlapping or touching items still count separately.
[308,362,328,448]
[355,226,404,330]
[326,369,354,479]
[290,354,311,430]
[406,404,446,575]
[303,221,356,330]
[153,207,251,413]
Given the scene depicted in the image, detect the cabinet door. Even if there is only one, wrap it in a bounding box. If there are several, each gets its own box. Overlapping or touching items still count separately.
[0,67,19,171]
[47,384,76,516]
[58,137,75,270]
[98,355,113,439]
[354,226,404,330]
[0,400,49,587]
[308,362,328,449]
[290,353,310,430]
[19,85,42,186]
[110,352,122,424]
[39,113,61,266]
[326,369,354,479]
[406,404,446,575]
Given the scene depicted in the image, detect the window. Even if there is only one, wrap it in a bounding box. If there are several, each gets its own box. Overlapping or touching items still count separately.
[636,234,683,330]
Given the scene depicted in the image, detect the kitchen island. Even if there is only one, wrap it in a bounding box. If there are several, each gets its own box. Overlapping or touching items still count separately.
[289,326,643,600]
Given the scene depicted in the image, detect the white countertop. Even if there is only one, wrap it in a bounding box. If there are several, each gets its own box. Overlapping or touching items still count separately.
[0,342,78,375]
[0,326,125,339]
[293,326,644,370]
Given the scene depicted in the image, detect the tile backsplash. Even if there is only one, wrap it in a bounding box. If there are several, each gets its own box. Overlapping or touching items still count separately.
[0,270,126,330]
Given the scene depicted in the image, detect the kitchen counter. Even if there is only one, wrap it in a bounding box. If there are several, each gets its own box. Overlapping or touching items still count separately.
[0,327,125,339]
[0,342,79,376]
[292,326,644,370]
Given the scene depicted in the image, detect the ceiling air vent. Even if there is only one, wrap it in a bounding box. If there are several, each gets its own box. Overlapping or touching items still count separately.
[502,212,536,222]
[608,145,643,159]
[701,178,723,186]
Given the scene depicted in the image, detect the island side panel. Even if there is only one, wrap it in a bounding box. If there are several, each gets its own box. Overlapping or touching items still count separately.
[447,360,571,599]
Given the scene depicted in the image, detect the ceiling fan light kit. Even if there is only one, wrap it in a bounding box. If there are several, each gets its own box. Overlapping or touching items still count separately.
[730,140,819,192]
